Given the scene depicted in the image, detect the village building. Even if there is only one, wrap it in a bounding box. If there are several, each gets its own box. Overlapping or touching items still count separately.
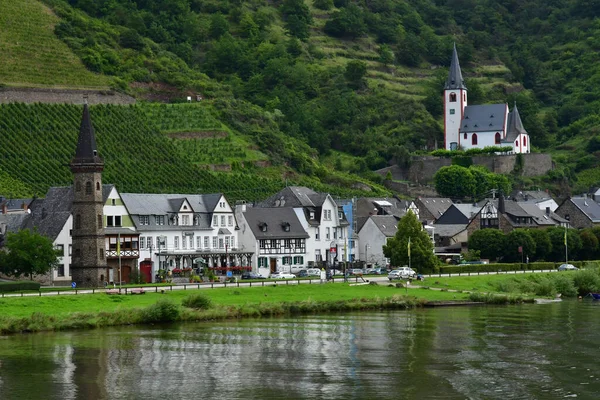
[555,196,600,229]
[444,45,531,153]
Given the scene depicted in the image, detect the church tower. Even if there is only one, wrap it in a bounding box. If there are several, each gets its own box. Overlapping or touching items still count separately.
[444,44,467,150]
[70,104,107,287]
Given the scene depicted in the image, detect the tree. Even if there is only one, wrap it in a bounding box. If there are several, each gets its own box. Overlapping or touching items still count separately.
[547,227,582,262]
[579,228,599,260]
[502,230,536,263]
[468,229,505,261]
[382,211,437,273]
[344,60,367,90]
[526,228,552,261]
[434,165,475,199]
[0,229,60,280]
[281,0,312,40]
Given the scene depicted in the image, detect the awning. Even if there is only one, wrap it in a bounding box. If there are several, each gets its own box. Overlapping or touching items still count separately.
[218,228,231,235]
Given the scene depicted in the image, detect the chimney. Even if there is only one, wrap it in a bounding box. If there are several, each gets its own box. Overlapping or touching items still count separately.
[498,195,506,214]
[546,207,550,216]
[21,202,28,212]
[1,203,7,215]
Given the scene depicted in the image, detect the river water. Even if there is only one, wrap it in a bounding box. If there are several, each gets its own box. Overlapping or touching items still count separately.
[0,300,598,400]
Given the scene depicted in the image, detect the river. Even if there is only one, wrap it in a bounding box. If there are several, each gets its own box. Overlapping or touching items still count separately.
[0,300,598,399]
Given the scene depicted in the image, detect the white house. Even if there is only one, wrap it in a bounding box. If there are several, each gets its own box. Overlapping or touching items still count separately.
[235,204,309,277]
[357,215,398,267]
[258,186,348,269]
[121,192,246,282]
[444,44,531,153]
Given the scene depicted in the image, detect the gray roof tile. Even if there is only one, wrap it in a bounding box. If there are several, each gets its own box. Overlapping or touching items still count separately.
[459,104,507,133]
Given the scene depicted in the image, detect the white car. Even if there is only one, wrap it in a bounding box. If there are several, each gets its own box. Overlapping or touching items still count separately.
[388,267,417,281]
[558,264,578,271]
[270,272,296,279]
[306,268,321,277]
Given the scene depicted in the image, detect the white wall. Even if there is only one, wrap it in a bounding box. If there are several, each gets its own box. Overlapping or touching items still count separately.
[358,218,390,267]
[444,89,467,150]
[52,216,72,284]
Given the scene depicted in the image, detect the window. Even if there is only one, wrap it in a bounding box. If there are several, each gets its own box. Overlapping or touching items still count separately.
[99,248,104,260]
[515,140,519,147]
[111,199,116,206]
[449,108,455,115]
[464,132,467,140]
[258,257,267,268]
[315,249,322,262]
[212,236,218,249]
[326,227,330,240]
[107,216,113,227]
[96,182,100,191]
[197,236,202,248]
[213,215,218,226]
[57,265,65,277]
[156,237,161,249]
[55,245,64,256]
[225,236,230,249]
[449,93,457,102]
[270,239,277,248]
[219,238,224,249]
[259,240,267,249]
[140,215,150,225]
[231,237,235,249]
[182,235,186,249]
[155,215,165,225]
[282,256,291,265]
[228,216,233,226]
[85,181,92,195]
[182,215,189,225]
[220,215,226,226]
[523,136,527,146]
[284,239,292,249]
[174,236,179,249]
[310,211,315,219]
[204,236,209,248]
[472,133,478,145]
[98,214,102,229]
[140,237,145,249]
[495,132,501,144]
[115,216,121,227]
[68,244,72,256]
[293,256,304,265]
[315,227,320,240]
[333,228,337,239]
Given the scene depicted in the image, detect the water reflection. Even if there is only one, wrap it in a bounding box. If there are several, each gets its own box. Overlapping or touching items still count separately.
[1,301,600,399]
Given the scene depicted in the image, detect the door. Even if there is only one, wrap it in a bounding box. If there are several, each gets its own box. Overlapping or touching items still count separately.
[270,258,277,273]
[140,261,152,283]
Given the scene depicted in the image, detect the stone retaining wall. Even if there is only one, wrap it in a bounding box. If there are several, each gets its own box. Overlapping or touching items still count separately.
[0,87,136,105]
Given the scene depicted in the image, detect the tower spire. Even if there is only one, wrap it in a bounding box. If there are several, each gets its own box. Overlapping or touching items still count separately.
[445,43,467,90]
[507,102,527,135]
[72,104,103,166]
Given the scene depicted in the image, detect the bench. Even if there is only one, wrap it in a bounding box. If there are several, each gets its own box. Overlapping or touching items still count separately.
[106,289,120,295]
[130,288,145,295]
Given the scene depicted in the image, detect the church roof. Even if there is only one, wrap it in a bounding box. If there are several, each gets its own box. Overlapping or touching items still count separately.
[71,104,104,165]
[445,43,467,90]
[459,104,507,133]
[504,103,528,142]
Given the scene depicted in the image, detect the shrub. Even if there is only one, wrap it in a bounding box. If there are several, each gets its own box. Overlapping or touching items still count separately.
[182,293,213,310]
[0,281,41,292]
[551,274,578,297]
[142,299,180,323]
[572,269,600,296]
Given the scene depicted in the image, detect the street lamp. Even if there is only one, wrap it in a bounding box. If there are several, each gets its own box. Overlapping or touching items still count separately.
[365,244,370,267]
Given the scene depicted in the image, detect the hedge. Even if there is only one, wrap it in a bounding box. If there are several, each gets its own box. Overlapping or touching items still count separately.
[438,261,588,274]
[0,281,41,293]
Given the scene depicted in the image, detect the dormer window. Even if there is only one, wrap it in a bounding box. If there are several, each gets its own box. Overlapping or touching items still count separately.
[310,211,315,219]
[259,222,268,232]
[282,222,290,232]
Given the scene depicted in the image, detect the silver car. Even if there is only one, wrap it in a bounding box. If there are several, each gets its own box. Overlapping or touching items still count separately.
[388,267,417,281]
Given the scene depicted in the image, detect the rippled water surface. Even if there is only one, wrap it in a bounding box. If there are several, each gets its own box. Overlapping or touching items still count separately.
[1,301,599,399]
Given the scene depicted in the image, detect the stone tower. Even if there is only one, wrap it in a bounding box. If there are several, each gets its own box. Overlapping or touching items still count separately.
[70,104,107,287]
[444,43,468,150]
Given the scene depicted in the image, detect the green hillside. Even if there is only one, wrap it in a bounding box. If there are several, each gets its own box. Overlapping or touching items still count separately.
[1,0,600,198]
[0,0,111,88]
[0,103,388,200]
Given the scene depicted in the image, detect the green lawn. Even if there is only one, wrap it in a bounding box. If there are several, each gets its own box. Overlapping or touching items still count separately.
[0,283,470,319]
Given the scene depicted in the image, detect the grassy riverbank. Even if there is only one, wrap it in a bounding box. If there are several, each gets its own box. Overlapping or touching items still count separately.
[0,283,472,334]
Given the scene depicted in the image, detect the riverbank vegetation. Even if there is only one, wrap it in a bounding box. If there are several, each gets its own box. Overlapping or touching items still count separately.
[0,283,469,334]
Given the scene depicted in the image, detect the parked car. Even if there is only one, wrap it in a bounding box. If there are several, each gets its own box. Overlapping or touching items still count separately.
[270,272,296,279]
[296,270,309,278]
[558,264,578,271]
[388,267,417,281]
[366,267,384,275]
[350,268,364,276]
[241,272,266,280]
[306,268,321,277]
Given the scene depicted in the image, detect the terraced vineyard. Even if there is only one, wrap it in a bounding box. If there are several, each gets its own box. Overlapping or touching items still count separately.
[138,103,268,165]
[0,103,385,201]
[0,0,111,88]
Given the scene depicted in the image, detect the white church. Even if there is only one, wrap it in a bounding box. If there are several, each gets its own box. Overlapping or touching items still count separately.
[443,45,531,154]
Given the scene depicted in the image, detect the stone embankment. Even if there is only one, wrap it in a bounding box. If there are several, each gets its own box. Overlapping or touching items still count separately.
[0,87,135,105]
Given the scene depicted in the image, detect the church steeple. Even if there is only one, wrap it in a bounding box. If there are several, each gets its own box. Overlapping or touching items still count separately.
[507,102,527,136]
[71,103,103,168]
[445,43,467,90]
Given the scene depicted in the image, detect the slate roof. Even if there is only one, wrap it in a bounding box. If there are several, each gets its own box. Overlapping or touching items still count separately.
[445,43,467,90]
[454,203,483,219]
[416,197,453,219]
[71,104,104,165]
[433,224,467,238]
[258,186,327,208]
[570,197,600,222]
[459,104,508,133]
[510,190,552,202]
[120,193,223,231]
[367,215,399,237]
[355,197,409,231]
[519,203,567,226]
[0,197,34,212]
[504,103,528,142]
[243,207,309,239]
